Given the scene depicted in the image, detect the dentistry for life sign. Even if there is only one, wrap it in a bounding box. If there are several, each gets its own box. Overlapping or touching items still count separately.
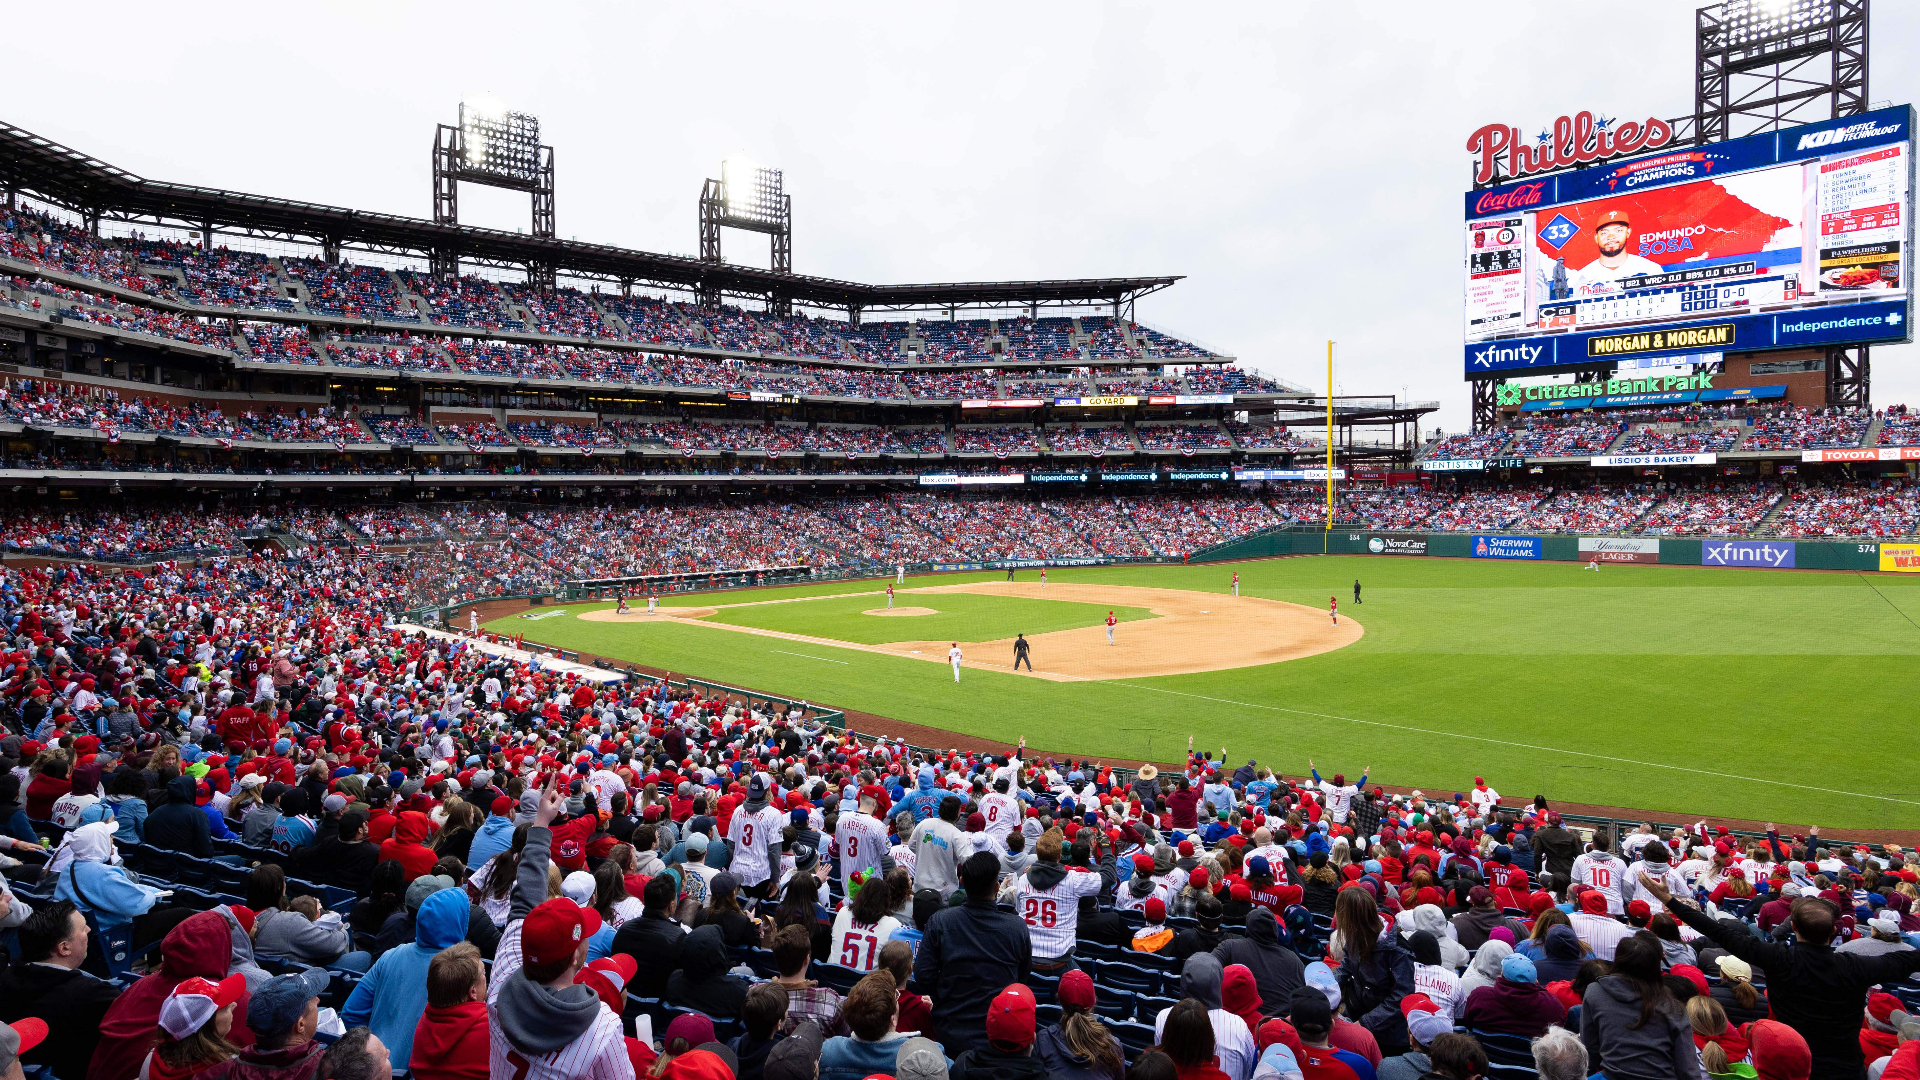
[1702,540,1796,568]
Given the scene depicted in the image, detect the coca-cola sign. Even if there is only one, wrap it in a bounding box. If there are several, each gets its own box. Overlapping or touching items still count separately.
[1467,111,1674,186]
[1472,182,1546,215]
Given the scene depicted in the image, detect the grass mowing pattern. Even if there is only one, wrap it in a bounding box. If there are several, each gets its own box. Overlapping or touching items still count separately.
[494,557,1920,829]
[699,590,1154,644]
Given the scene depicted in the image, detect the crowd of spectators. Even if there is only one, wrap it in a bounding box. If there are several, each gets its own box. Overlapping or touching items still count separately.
[1138,424,1233,452]
[134,241,295,311]
[242,324,322,365]
[1045,425,1135,454]
[1426,431,1512,460]
[1515,486,1662,534]
[1741,407,1872,452]
[3,536,1919,1080]
[1422,488,1546,531]
[435,420,518,448]
[283,260,418,322]
[394,271,520,331]
[1224,422,1298,451]
[1615,426,1746,455]
[1504,423,1626,458]
[1880,405,1920,447]
[953,426,1043,454]
[1638,483,1786,536]
[1769,483,1920,539]
[322,338,452,373]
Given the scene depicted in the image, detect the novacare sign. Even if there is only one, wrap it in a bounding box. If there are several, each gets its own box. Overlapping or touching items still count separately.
[1590,453,1718,468]
[1702,540,1795,568]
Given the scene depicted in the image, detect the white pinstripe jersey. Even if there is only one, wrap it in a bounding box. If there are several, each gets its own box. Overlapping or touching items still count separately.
[1014,867,1105,959]
[487,920,636,1080]
[979,792,1022,840]
[835,811,889,891]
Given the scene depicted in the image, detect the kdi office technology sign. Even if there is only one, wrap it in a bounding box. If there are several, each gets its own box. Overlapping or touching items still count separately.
[1472,535,1543,560]
[1702,540,1796,568]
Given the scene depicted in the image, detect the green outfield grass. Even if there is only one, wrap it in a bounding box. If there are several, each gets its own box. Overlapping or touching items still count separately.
[491,557,1920,830]
[698,590,1153,644]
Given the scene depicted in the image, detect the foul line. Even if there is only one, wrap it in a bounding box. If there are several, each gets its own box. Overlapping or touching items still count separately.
[1090,679,1920,810]
[771,650,850,665]
[1854,570,1920,635]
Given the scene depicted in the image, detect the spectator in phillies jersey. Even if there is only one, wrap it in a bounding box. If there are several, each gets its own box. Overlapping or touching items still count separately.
[728,775,788,898]
[835,793,892,895]
[913,851,1031,1057]
[1153,953,1255,1080]
[486,775,631,1080]
[830,869,901,973]
[1288,986,1378,1080]
[1012,827,1114,971]
[1570,834,1628,915]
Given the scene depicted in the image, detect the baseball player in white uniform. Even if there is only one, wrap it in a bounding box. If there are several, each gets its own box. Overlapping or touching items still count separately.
[949,643,963,682]
[897,563,905,584]
[1232,572,1239,596]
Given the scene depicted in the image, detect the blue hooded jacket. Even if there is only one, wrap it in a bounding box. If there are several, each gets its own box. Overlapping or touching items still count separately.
[901,766,943,823]
[341,885,470,1069]
[466,812,516,871]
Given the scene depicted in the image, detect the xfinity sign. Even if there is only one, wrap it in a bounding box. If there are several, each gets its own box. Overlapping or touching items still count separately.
[1702,541,1796,569]
[1470,342,1546,370]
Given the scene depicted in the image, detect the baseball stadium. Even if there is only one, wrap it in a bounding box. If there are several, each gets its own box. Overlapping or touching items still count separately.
[1,2,1919,1079]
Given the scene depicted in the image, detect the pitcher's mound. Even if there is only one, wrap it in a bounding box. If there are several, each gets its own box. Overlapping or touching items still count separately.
[863,606,937,617]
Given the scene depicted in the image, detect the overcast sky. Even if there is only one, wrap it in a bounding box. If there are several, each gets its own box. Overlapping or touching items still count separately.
[10,1,1917,431]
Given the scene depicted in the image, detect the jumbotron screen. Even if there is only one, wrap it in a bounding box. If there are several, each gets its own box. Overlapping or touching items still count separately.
[1463,105,1914,377]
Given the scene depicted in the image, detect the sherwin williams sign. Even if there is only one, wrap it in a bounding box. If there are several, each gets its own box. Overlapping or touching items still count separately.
[1881,544,1920,572]
[1702,540,1796,568]
[1472,535,1543,560]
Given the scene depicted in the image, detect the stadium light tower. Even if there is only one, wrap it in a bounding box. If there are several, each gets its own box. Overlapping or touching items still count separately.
[1693,0,1868,144]
[698,157,792,311]
[1693,0,1872,407]
[431,98,557,286]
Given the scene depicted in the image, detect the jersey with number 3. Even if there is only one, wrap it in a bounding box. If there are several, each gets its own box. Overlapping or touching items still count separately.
[727,804,788,887]
[1015,868,1105,959]
[836,812,889,890]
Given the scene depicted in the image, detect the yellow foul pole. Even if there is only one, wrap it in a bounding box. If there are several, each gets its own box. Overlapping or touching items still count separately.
[1324,340,1335,545]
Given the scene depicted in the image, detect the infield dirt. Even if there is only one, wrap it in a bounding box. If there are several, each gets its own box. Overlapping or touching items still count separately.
[582,581,1357,680]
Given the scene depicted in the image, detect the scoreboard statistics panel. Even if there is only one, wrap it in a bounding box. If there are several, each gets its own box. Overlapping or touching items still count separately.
[1463,106,1914,376]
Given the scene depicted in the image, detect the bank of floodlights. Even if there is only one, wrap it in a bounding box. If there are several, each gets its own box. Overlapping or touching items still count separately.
[1709,0,1834,50]
[458,100,544,186]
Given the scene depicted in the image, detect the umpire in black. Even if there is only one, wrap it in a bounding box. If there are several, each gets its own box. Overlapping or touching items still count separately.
[1013,633,1032,671]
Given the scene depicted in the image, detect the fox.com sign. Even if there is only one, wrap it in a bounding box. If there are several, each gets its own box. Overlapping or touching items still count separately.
[1472,535,1542,560]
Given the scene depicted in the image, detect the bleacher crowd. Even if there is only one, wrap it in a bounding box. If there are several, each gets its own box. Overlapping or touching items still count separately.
[0,547,1908,1080]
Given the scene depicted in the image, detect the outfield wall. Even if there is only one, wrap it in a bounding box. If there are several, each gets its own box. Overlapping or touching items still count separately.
[1192,528,1906,572]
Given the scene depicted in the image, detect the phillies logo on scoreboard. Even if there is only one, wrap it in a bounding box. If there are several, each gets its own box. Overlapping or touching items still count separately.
[1466,111,1675,186]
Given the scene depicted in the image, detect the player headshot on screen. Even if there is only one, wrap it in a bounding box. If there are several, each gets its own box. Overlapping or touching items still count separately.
[1568,210,1663,297]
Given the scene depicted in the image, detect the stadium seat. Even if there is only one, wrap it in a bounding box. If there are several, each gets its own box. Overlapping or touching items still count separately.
[1134,994,1178,1024]
[812,962,863,995]
[1109,1019,1159,1058]
[1094,960,1161,997]
[1470,1030,1539,1079]
[1093,984,1135,1022]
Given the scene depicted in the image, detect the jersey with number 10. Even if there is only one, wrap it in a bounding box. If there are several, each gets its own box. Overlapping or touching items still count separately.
[836,812,889,891]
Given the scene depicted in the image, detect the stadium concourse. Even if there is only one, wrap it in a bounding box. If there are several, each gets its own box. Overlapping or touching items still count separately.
[0,542,1910,1080]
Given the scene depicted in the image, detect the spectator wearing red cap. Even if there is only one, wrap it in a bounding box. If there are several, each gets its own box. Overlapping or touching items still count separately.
[376,811,436,883]
[1033,967,1123,1080]
[142,973,247,1080]
[1131,897,1175,954]
[485,773,628,1080]
[949,983,1046,1080]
